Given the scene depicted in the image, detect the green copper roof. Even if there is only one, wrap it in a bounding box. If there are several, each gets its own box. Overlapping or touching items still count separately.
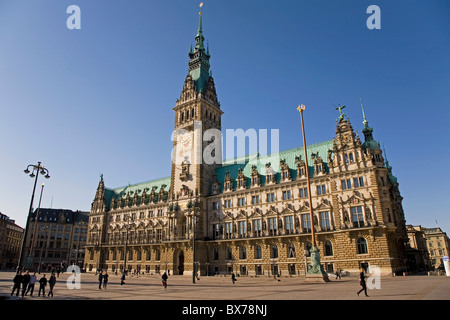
[104,176,171,209]
[188,11,211,93]
[214,140,334,193]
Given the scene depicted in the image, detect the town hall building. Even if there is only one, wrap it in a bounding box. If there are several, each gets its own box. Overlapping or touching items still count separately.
[84,9,409,277]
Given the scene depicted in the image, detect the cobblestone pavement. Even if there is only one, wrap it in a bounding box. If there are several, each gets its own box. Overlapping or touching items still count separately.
[1,271,449,301]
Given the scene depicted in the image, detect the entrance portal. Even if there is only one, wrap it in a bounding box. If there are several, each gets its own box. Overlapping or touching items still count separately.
[174,250,184,275]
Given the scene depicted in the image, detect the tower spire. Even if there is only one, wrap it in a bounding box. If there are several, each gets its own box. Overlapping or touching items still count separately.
[196,2,205,50]
[188,2,211,93]
[360,98,380,150]
[361,98,369,129]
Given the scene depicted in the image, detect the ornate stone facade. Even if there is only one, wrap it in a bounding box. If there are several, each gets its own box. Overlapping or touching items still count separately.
[84,12,410,277]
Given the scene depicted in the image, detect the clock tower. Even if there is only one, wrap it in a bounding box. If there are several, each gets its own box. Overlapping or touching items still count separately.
[170,7,223,205]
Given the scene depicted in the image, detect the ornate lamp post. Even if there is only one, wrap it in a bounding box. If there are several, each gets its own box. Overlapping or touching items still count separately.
[76,221,86,268]
[297,105,329,282]
[28,183,44,270]
[17,162,50,272]
[187,189,200,284]
[122,215,134,274]
[38,225,49,274]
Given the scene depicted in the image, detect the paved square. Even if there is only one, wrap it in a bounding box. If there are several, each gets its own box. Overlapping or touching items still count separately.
[1,271,449,300]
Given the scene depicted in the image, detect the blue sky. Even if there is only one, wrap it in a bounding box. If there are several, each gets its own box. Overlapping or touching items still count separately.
[0,0,449,234]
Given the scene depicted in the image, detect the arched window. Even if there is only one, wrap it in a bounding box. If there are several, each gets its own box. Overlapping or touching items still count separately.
[288,243,296,258]
[254,245,262,259]
[213,247,219,260]
[357,238,368,254]
[324,240,333,256]
[226,247,233,260]
[239,247,247,260]
[270,245,278,259]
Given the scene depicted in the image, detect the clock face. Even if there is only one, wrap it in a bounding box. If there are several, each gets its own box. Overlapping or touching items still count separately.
[177,133,192,158]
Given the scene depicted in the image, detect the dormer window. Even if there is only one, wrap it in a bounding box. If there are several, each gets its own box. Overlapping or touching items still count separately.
[265,163,275,184]
[237,168,246,189]
[251,165,260,187]
[280,159,291,181]
[224,171,233,191]
[295,156,306,179]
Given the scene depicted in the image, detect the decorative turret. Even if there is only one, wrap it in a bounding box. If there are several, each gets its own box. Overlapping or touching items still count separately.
[91,174,106,213]
[360,98,380,151]
[359,99,384,167]
[383,146,398,184]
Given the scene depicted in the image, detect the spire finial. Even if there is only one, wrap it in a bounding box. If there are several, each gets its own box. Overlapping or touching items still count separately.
[383,144,389,163]
[195,2,205,50]
[360,98,369,128]
[198,2,204,31]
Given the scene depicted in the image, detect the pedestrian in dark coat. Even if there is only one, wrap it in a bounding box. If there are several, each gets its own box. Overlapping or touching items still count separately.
[21,271,31,297]
[98,271,103,289]
[48,273,56,297]
[357,268,369,297]
[231,272,236,284]
[103,272,109,289]
[11,271,23,296]
[120,272,125,285]
[38,274,47,297]
[161,272,168,289]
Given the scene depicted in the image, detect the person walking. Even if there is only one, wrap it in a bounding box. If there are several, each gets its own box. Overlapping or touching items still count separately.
[103,272,109,289]
[38,274,47,297]
[357,268,369,297]
[21,271,31,297]
[26,272,37,296]
[120,272,126,285]
[161,272,168,290]
[335,268,341,280]
[98,271,103,290]
[48,273,56,297]
[231,272,236,284]
[11,271,23,296]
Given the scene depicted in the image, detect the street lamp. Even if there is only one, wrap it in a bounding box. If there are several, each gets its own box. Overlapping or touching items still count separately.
[76,221,86,268]
[297,105,329,282]
[18,162,50,272]
[38,225,49,274]
[187,189,200,284]
[28,183,45,270]
[122,215,134,275]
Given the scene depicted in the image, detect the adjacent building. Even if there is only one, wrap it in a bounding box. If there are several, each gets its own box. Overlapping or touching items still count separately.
[21,208,89,271]
[423,227,450,269]
[407,225,450,272]
[85,10,411,276]
[0,212,24,270]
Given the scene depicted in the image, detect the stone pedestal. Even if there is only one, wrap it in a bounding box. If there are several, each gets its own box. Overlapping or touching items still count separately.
[305,246,330,283]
